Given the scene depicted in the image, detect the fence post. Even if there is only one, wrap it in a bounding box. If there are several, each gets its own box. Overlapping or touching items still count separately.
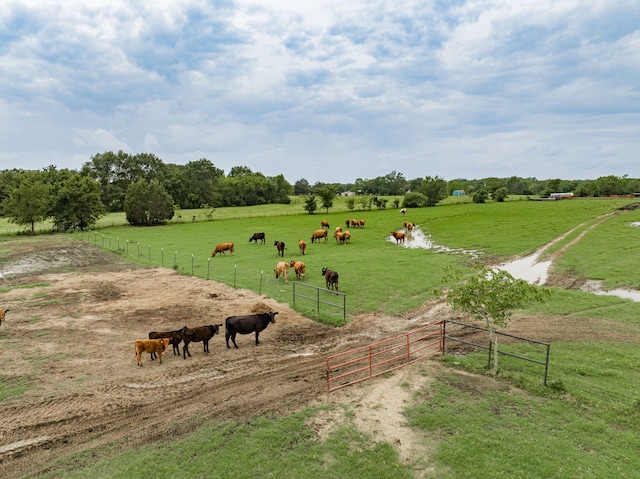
[259,271,263,294]
[191,254,194,275]
[137,242,140,260]
[174,251,177,269]
[161,248,164,267]
[126,240,129,255]
[544,344,550,386]
[234,265,237,287]
[207,257,210,279]
[148,244,151,262]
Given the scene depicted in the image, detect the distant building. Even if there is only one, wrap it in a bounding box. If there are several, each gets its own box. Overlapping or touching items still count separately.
[549,192,574,199]
[453,190,466,196]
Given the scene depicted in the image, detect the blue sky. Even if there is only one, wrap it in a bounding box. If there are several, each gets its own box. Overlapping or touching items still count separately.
[1,0,638,184]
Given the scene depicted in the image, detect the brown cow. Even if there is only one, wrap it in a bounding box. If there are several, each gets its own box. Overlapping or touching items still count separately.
[149,329,183,358]
[321,220,330,229]
[334,231,345,244]
[311,229,328,243]
[322,267,339,291]
[298,240,307,255]
[134,338,170,367]
[212,242,234,257]
[345,218,350,228]
[350,219,358,227]
[0,309,9,326]
[274,240,286,257]
[358,219,365,228]
[342,230,351,243]
[181,324,222,359]
[289,260,306,280]
[391,231,405,244]
[274,261,290,283]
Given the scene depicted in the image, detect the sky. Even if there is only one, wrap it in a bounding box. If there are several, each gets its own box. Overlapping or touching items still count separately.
[1,0,638,185]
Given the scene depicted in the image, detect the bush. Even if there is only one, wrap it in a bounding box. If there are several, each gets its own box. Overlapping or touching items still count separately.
[473,189,490,203]
[492,187,509,202]
[124,179,175,225]
[402,192,428,208]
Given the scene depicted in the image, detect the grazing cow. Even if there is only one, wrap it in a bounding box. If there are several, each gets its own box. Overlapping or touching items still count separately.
[334,231,345,244]
[298,240,307,255]
[0,309,8,326]
[249,232,266,244]
[289,260,306,280]
[225,311,278,348]
[322,267,339,291]
[311,229,328,243]
[134,338,170,367]
[342,230,351,243]
[274,240,286,257]
[335,226,342,234]
[391,231,405,244]
[345,218,350,228]
[212,242,234,257]
[274,261,289,283]
[321,220,330,229]
[181,324,223,359]
[350,219,358,227]
[359,219,365,228]
[400,208,407,215]
[149,329,183,358]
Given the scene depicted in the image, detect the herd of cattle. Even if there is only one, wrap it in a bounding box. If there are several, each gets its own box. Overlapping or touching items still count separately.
[134,311,279,366]
[208,216,416,293]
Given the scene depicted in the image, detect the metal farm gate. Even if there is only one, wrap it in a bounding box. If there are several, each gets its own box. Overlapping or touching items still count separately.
[326,322,444,392]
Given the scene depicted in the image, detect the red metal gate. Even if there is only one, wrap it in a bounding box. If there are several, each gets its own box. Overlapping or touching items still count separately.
[326,321,443,392]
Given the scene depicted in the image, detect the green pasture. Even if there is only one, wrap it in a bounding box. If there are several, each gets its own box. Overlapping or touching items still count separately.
[76,197,639,324]
[5,196,640,478]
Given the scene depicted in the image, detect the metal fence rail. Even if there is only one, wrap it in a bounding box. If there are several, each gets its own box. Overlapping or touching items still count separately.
[326,322,443,392]
[292,281,346,323]
[443,319,551,385]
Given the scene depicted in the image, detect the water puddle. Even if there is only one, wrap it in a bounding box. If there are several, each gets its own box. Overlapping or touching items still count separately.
[390,227,640,302]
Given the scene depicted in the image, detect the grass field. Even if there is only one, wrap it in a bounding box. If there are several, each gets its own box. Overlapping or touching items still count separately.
[4,196,640,478]
[71,196,640,324]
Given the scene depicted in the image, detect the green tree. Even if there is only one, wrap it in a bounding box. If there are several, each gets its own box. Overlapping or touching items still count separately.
[316,185,337,213]
[124,179,174,226]
[294,178,312,196]
[2,172,51,234]
[402,191,428,208]
[418,176,447,206]
[442,266,549,374]
[50,174,105,230]
[303,195,318,214]
[473,189,490,203]
[492,187,509,202]
[346,198,355,211]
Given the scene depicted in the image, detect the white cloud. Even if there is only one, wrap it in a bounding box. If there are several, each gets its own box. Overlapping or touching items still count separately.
[0,0,638,182]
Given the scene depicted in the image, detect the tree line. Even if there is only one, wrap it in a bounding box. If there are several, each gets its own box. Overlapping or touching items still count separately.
[1,150,638,232]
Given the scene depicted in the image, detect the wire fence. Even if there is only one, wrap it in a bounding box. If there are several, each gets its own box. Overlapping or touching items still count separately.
[72,229,346,323]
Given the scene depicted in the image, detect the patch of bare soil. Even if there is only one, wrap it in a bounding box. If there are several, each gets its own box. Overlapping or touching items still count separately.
[0,236,634,478]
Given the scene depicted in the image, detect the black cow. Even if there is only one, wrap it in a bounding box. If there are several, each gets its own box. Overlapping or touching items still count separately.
[249,232,266,244]
[322,267,339,291]
[148,329,183,359]
[225,312,278,348]
[181,324,223,359]
[274,241,285,257]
